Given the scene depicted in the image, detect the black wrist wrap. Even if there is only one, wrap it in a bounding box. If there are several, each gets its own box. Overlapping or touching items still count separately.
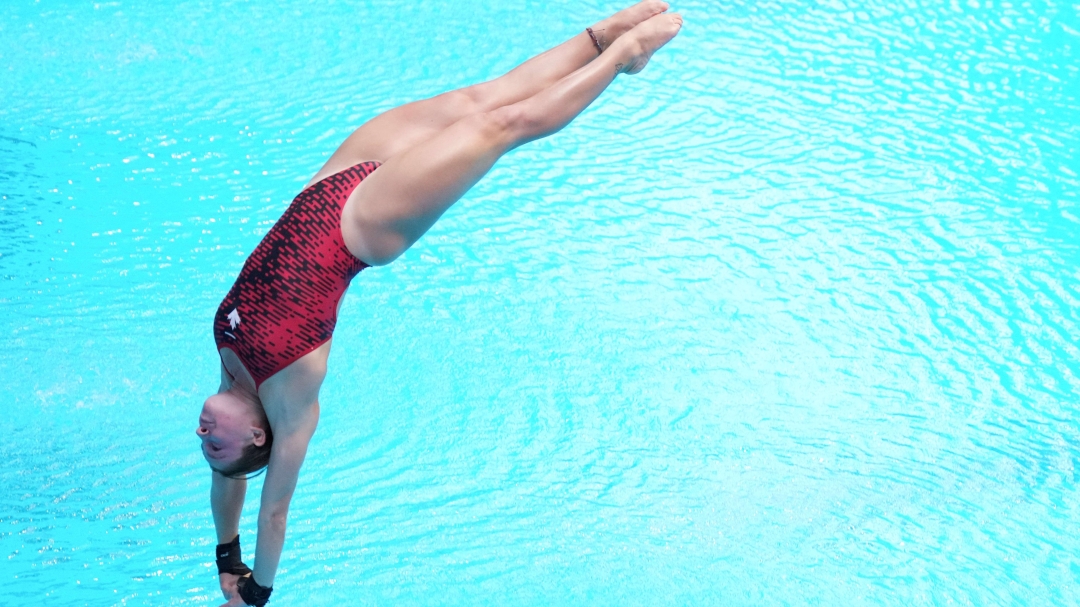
[215,534,252,576]
[237,574,273,606]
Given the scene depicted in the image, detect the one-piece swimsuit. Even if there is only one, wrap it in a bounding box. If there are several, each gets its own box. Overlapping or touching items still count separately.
[213,161,380,388]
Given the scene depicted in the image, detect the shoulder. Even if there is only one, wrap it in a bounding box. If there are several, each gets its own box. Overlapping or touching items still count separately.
[258,342,331,433]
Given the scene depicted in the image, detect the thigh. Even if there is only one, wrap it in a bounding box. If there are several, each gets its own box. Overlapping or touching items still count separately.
[305,90,482,188]
[340,107,524,266]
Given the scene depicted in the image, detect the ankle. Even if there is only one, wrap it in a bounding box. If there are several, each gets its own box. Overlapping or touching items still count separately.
[585,27,606,54]
[607,35,639,65]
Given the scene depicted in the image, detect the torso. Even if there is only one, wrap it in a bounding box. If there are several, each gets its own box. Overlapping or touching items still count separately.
[213,163,378,397]
[218,298,342,406]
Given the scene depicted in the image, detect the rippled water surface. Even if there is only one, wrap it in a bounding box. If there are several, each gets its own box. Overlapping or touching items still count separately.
[2,0,1079,605]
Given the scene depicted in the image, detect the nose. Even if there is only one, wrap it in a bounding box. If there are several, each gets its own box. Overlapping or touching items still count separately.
[196,425,209,437]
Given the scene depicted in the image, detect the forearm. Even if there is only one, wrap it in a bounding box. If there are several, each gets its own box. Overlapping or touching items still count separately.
[246,394,319,590]
[210,471,247,543]
[252,508,288,586]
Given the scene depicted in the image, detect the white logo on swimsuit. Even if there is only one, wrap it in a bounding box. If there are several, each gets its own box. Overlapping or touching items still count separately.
[227,308,241,330]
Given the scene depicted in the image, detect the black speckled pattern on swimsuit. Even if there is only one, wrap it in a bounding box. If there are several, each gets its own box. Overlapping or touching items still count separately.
[213,161,380,387]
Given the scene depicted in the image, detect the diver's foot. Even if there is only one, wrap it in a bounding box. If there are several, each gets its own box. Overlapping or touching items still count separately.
[612,13,683,75]
[588,0,670,53]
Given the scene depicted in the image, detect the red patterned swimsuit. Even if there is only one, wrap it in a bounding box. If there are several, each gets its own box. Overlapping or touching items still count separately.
[214,161,380,388]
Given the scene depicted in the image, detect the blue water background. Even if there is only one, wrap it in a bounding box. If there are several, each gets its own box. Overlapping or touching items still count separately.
[1,0,1078,604]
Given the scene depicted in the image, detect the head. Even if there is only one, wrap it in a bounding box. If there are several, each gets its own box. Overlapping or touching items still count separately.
[196,390,273,478]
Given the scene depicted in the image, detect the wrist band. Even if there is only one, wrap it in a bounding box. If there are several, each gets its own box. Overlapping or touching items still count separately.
[215,534,252,576]
[237,574,273,606]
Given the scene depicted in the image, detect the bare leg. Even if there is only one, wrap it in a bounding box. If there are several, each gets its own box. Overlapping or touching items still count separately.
[309,1,670,185]
[343,13,684,266]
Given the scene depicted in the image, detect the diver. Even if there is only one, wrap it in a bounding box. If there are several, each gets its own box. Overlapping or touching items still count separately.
[197,4,682,604]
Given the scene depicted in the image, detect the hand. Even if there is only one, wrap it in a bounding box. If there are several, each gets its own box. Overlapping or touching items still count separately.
[218,572,247,606]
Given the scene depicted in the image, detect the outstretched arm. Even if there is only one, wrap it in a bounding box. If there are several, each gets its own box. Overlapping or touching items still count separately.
[211,471,248,603]
[212,472,247,541]
[250,400,320,590]
[212,364,248,543]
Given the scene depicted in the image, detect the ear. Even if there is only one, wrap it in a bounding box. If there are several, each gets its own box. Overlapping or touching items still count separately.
[252,426,267,447]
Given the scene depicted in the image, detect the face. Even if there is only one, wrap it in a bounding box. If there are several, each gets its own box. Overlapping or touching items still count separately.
[196,392,265,471]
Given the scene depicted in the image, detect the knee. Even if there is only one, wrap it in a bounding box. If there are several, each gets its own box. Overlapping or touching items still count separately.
[473,105,537,146]
[440,89,483,118]
[456,87,490,113]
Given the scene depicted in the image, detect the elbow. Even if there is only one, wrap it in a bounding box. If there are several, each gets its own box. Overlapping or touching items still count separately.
[259,509,288,533]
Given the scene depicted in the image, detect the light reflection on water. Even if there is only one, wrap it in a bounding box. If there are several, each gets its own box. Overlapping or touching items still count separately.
[1,0,1078,605]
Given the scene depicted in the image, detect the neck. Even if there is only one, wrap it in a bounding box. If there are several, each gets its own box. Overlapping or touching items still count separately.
[221,383,263,415]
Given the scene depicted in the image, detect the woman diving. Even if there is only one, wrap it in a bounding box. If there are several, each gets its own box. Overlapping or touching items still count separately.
[196,4,682,605]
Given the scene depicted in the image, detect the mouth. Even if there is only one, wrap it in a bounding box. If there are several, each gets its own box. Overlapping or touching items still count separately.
[201,439,226,460]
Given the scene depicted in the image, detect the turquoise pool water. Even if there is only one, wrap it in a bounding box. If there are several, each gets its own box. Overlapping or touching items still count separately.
[2,0,1078,605]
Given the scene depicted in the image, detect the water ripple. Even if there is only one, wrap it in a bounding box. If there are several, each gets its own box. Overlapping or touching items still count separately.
[1,0,1079,604]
